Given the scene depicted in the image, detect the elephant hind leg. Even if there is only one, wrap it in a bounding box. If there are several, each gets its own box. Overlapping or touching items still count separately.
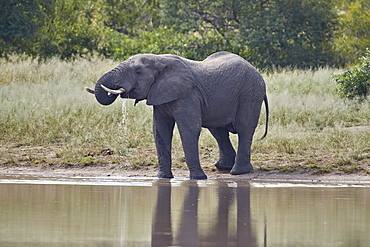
[208,127,236,171]
[230,101,263,175]
[230,131,254,175]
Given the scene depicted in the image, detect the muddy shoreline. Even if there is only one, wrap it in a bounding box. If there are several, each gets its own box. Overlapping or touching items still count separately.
[1,164,369,184]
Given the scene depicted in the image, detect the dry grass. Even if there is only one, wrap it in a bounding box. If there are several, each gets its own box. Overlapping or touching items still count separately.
[1,57,369,175]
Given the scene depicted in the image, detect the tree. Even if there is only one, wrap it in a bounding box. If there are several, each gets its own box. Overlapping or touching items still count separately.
[244,0,337,68]
[0,0,51,57]
[1,0,360,69]
[333,0,370,65]
[160,0,246,53]
[35,0,163,59]
[36,0,112,59]
[102,0,161,35]
[161,0,337,69]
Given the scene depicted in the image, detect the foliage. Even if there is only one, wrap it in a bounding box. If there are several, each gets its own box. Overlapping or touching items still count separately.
[333,0,370,65]
[160,0,338,68]
[35,0,113,59]
[101,27,226,61]
[244,0,337,68]
[334,49,370,101]
[0,0,52,57]
[0,0,369,69]
[101,0,161,35]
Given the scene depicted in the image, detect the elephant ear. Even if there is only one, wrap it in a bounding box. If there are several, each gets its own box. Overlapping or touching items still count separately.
[146,55,196,106]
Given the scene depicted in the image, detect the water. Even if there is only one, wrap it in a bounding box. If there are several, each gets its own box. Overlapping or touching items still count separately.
[120,98,128,143]
[0,174,369,247]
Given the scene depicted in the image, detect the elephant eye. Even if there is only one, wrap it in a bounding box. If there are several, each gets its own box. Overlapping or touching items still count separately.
[136,69,142,75]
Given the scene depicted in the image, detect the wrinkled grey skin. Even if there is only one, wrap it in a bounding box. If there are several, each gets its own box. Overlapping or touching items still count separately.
[91,52,268,179]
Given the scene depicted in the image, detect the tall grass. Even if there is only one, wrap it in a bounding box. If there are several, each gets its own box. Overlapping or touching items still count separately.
[1,57,369,174]
[253,69,370,173]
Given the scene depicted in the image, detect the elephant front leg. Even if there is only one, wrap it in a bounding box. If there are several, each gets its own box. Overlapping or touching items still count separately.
[153,107,175,179]
[176,121,207,180]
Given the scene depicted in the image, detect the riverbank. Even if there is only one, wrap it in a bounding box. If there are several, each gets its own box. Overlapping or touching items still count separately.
[1,162,369,184]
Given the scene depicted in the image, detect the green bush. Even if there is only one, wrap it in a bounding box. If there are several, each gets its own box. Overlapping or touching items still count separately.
[334,49,370,101]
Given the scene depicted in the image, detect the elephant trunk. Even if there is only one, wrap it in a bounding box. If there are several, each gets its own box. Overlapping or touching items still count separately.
[93,73,121,106]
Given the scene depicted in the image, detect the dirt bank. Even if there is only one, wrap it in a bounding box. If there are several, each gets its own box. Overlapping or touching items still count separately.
[1,164,369,184]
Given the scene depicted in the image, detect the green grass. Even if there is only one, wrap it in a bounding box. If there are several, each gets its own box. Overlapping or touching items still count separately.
[1,56,369,175]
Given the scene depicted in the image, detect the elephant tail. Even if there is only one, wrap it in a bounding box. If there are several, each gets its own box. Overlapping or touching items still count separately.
[258,95,269,141]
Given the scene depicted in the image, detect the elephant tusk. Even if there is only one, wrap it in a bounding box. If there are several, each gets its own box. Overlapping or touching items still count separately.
[85,87,95,94]
[101,84,126,94]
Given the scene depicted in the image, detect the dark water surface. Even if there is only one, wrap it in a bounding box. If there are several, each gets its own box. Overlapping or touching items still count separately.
[0,174,369,247]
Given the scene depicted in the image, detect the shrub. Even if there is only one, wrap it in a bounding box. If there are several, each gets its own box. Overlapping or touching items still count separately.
[334,49,370,101]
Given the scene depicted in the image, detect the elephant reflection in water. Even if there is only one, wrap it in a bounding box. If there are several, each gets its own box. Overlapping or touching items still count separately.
[151,180,257,247]
[151,180,173,246]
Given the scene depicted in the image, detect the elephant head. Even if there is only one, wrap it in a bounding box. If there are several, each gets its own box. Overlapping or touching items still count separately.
[86,54,196,106]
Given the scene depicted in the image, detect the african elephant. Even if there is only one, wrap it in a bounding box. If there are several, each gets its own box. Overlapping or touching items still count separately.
[86,51,268,179]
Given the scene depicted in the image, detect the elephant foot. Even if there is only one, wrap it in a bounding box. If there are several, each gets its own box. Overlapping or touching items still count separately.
[189,170,208,180]
[190,174,208,179]
[214,157,235,171]
[230,163,253,175]
[157,171,174,179]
